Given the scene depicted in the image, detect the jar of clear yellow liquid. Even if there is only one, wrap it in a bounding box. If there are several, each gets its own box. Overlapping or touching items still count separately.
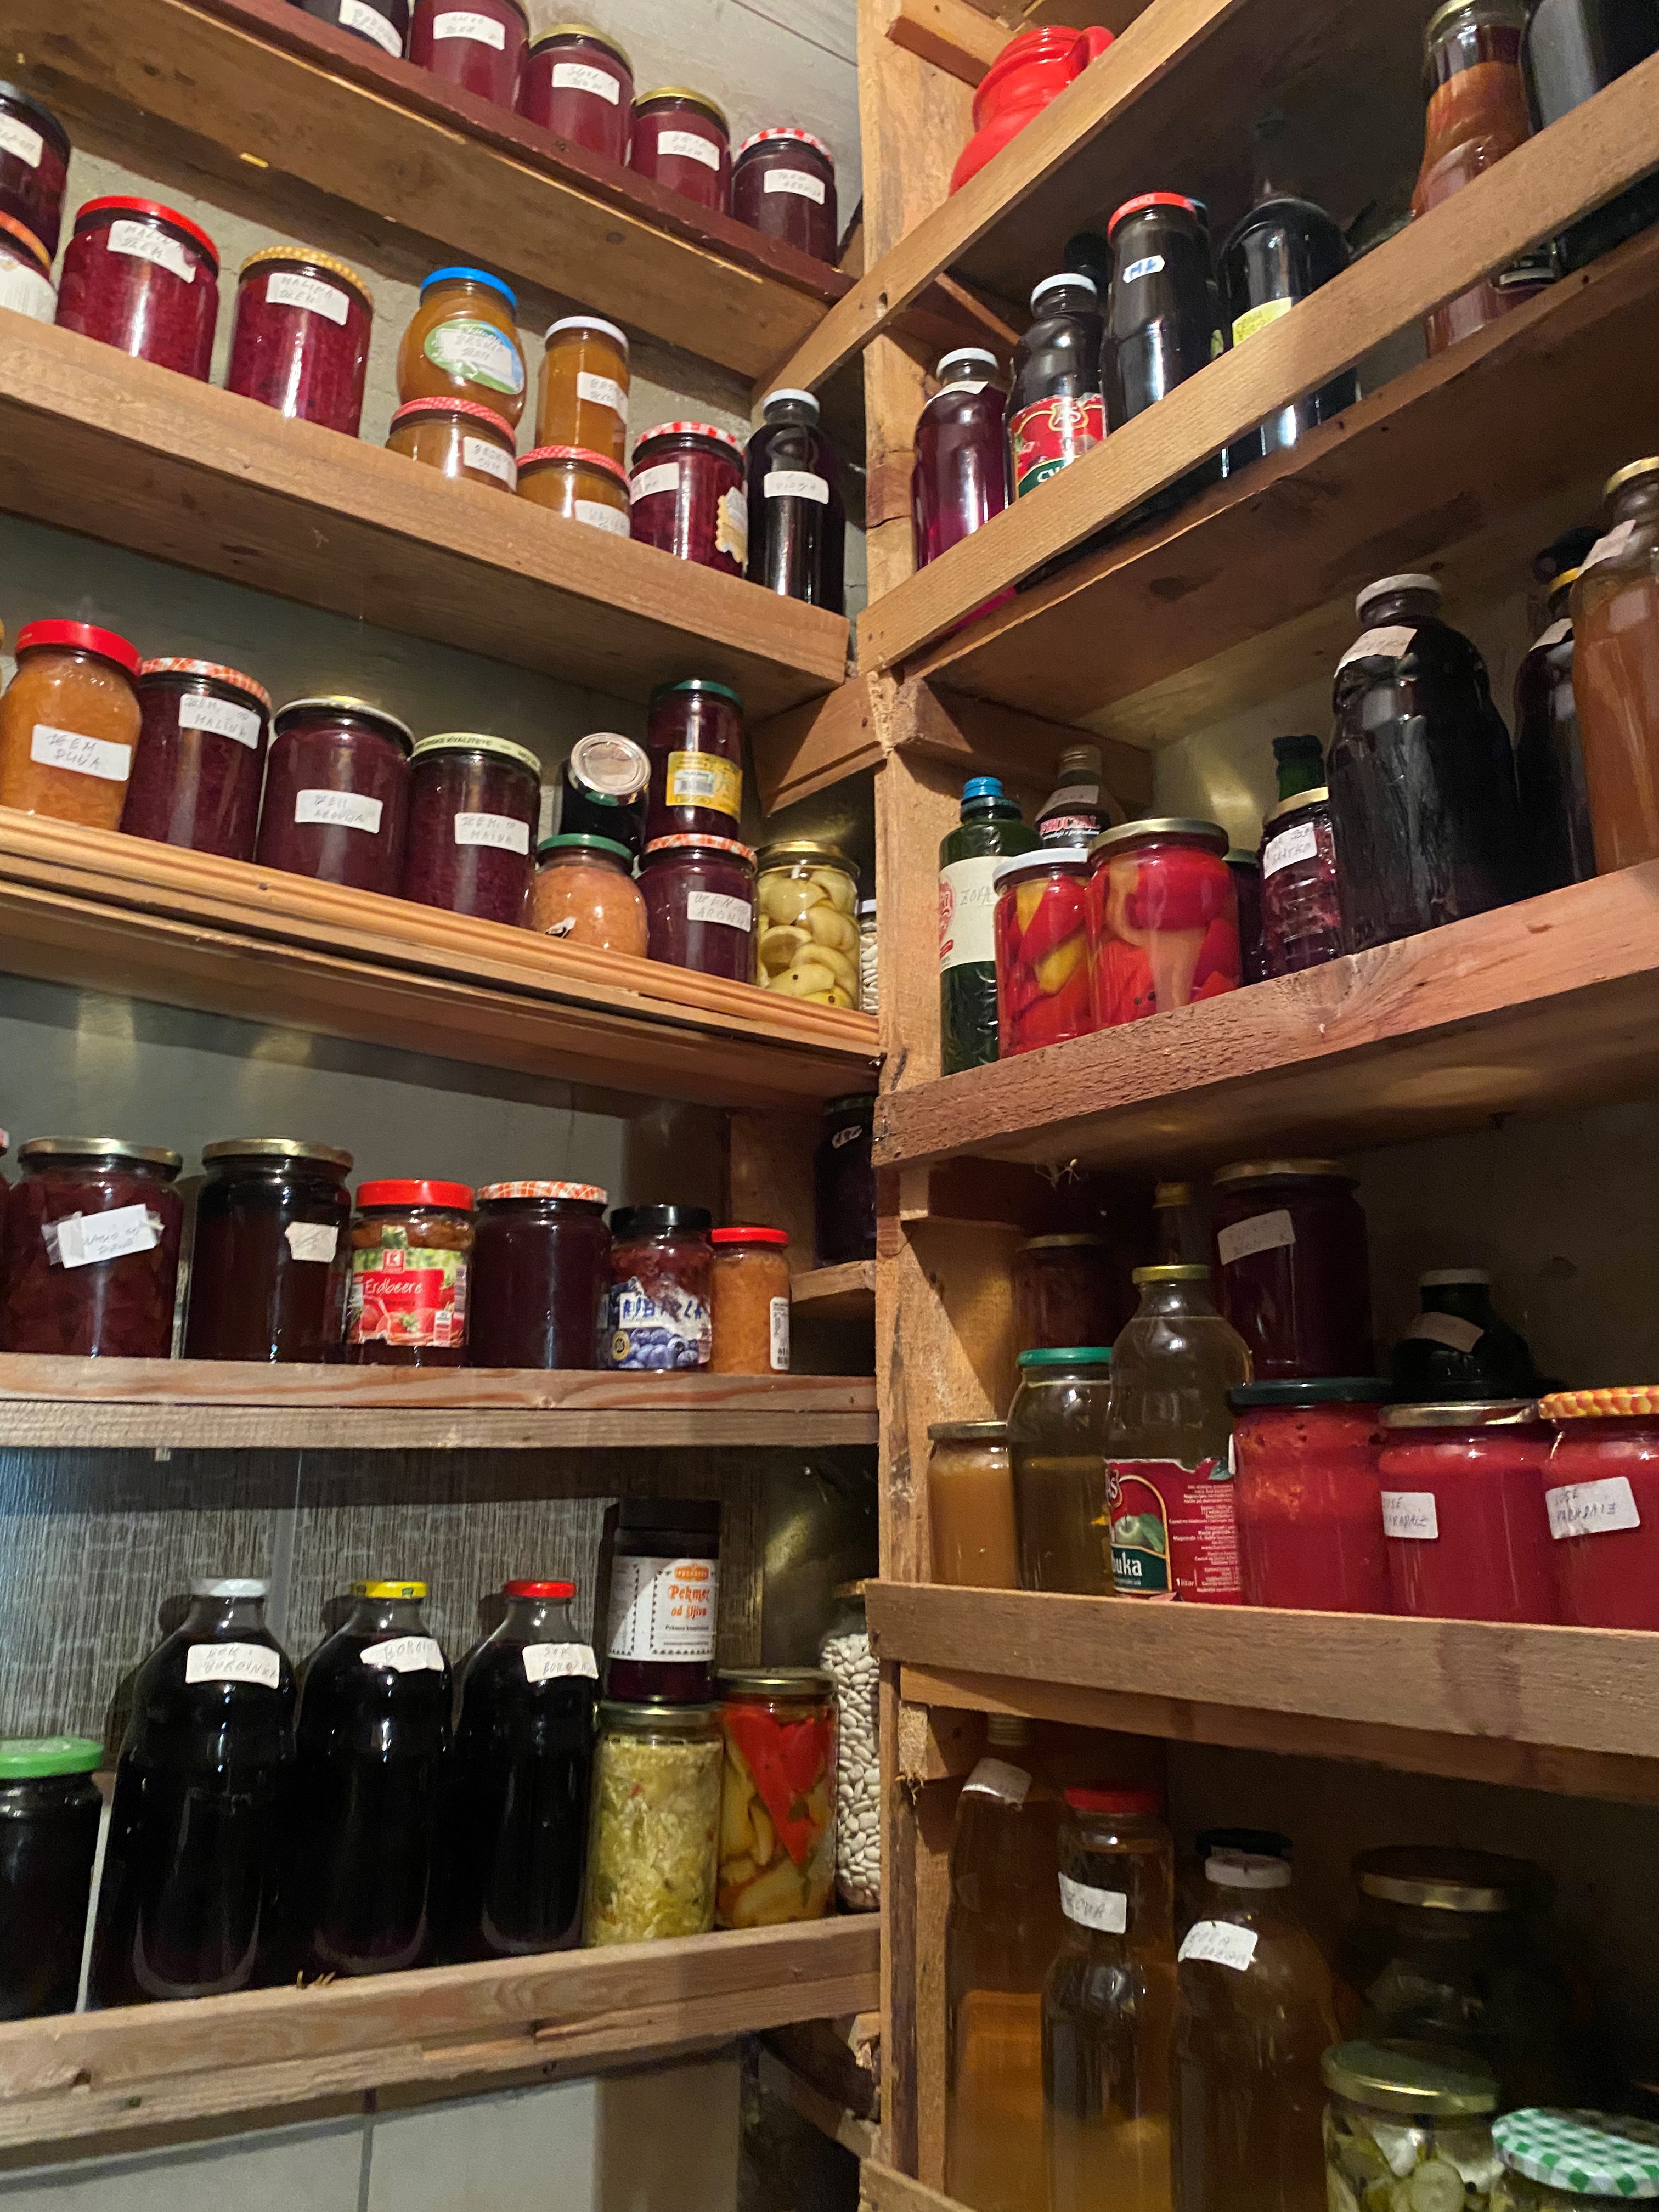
[1007,1346,1115,1594]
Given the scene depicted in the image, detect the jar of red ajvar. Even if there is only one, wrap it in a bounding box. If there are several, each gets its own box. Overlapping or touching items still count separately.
[0,1137,184,1358]
[992,847,1093,1056]
[1538,1387,1659,1629]
[1376,1400,1556,1624]
[121,659,272,862]
[1085,817,1240,1026]
[629,88,731,212]
[519,24,633,160]
[1230,1378,1392,1613]
[629,422,747,573]
[227,246,374,436]
[55,196,219,381]
[732,129,838,262]
[0,82,70,260]
[346,1178,474,1365]
[410,0,528,110]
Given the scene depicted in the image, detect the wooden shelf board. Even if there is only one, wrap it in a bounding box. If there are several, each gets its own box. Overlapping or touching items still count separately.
[0,1917,880,2154]
[872,865,1659,1173]
[792,1263,877,1321]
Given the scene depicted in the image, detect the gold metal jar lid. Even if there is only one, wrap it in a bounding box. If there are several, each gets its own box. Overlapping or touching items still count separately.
[1132,1263,1209,1284]
[1321,2038,1500,2117]
[1090,816,1228,859]
[634,84,729,131]
[410,732,543,777]
[1379,1400,1539,1428]
[1213,1158,1347,1184]
[532,21,633,70]
[201,1138,354,1169]
[1604,456,1659,500]
[273,696,415,753]
[1262,785,1328,828]
[1022,1233,1107,1250]
[757,839,856,876]
[719,1667,833,1696]
[1353,1844,1533,1912]
[18,1136,183,1171]
[928,1419,1007,1442]
[238,243,374,311]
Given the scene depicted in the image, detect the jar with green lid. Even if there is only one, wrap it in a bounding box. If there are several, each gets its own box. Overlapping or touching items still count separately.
[0,1734,104,2019]
[928,1419,1017,1587]
[756,839,860,1007]
[1493,2111,1659,2207]
[1008,1346,1114,1595]
[583,1701,723,1944]
[1323,2039,1501,2211]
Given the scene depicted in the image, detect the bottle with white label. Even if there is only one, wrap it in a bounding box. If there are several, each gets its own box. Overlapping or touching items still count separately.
[0,1135,184,1359]
[1211,1159,1374,1381]
[732,127,839,262]
[601,1496,721,1702]
[1104,192,1223,518]
[744,387,846,613]
[1514,566,1596,893]
[1042,1784,1177,2212]
[89,1579,296,2006]
[1391,1268,1538,1404]
[628,86,732,212]
[183,1139,354,1363]
[409,0,527,111]
[403,732,542,926]
[254,696,415,896]
[940,775,1040,1076]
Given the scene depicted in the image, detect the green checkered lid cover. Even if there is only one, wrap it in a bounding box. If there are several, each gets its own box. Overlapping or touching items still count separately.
[1493,2111,1659,2195]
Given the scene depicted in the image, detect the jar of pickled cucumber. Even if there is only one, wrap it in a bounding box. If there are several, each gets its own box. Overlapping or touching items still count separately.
[755,840,860,1007]
[1492,2109,1659,2207]
[1322,2040,1500,2212]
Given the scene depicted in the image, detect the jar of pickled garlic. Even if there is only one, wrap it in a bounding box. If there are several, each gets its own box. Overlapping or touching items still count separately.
[54,196,219,380]
[255,696,414,895]
[755,842,860,1008]
[346,1177,475,1366]
[121,658,272,862]
[519,24,633,157]
[629,87,731,211]
[640,835,755,980]
[517,445,630,534]
[645,677,744,841]
[530,833,648,954]
[992,847,1093,1056]
[402,732,541,926]
[1086,817,1241,1025]
[0,211,54,324]
[537,314,629,464]
[709,1226,791,1374]
[0,81,70,259]
[409,0,528,110]
[0,1137,184,1357]
[716,1668,836,1927]
[397,265,526,426]
[629,421,747,573]
[227,245,374,436]
[386,396,518,492]
[0,620,142,831]
[732,129,838,262]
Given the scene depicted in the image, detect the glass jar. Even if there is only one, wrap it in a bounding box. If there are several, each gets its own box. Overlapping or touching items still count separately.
[640,834,756,980]
[55,195,219,380]
[1013,1234,1127,1355]
[1086,819,1240,1026]
[0,1137,184,1357]
[0,1735,103,2021]
[1211,1158,1374,1381]
[716,1668,836,1926]
[0,82,69,260]
[121,658,272,862]
[756,841,859,1007]
[386,396,518,492]
[928,1419,1018,1588]
[1155,1180,1211,1268]
[1537,1389,1659,1629]
[1229,850,1266,983]
[858,896,878,1011]
[530,833,647,953]
[1104,192,1217,450]
[0,210,53,323]
[819,1584,879,1910]
[1323,2040,1501,2210]
[227,245,374,437]
[814,1093,876,1266]
[629,421,747,573]
[410,0,527,108]
[1221,194,1357,470]
[1229,1378,1392,1612]
[519,24,633,158]
[255,696,414,895]
[517,445,631,534]
[292,0,409,54]
[467,1180,610,1368]
[993,848,1093,1056]
[601,1495,721,1702]
[183,1139,354,1362]
[911,347,1009,574]
[1493,2110,1659,2206]
[710,1226,791,1374]
[1392,1269,1539,1402]
[546,732,649,855]
[1258,785,1345,978]
[1515,568,1594,891]
[629,87,731,211]
[345,1177,475,1365]
[602,1202,712,1370]
[397,265,526,426]
[1571,459,1659,872]
[746,387,846,614]
[1525,0,1659,272]
[732,128,838,261]
[583,1701,723,1944]
[537,314,629,464]
[1008,1346,1115,1594]
[0,619,142,830]
[1007,270,1105,504]
[402,732,541,925]
[1376,1401,1557,1622]
[646,677,746,843]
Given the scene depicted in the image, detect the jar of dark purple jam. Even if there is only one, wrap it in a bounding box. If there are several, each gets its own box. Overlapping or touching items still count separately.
[410,0,528,109]
[290,0,410,57]
[629,421,746,574]
[1211,1158,1373,1381]
[183,1139,354,1362]
[121,659,272,864]
[1259,785,1345,978]
[55,196,219,381]
[403,732,541,925]
[255,696,414,896]
[0,1736,104,2022]
[467,1180,611,1368]
[0,1137,184,1358]
[732,129,837,262]
[0,82,70,261]
[645,679,744,841]
[601,1497,720,1702]
[628,88,731,211]
[227,246,374,436]
[519,24,633,159]
[640,835,755,980]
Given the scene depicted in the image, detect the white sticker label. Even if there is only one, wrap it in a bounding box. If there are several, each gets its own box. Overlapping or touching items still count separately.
[340,0,403,50]
[631,461,680,502]
[764,468,830,504]
[30,724,132,783]
[962,1757,1030,1805]
[686,889,752,931]
[658,128,721,170]
[764,166,827,204]
[455,810,532,854]
[1405,1311,1486,1353]
[1217,1209,1296,1266]
[939,854,1001,973]
[360,1635,445,1672]
[606,1554,719,1661]
[1059,1875,1127,1934]
[0,261,54,322]
[185,1642,283,1690]
[1382,1490,1440,1542]
[295,788,383,834]
[1582,520,1637,573]
[461,433,516,487]
[523,1642,600,1683]
[267,270,351,325]
[0,115,44,168]
[1180,1920,1260,1972]
[551,60,620,101]
[1122,254,1165,283]
[1338,624,1417,673]
[179,692,262,749]
[1537,617,1572,648]
[574,498,630,536]
[434,8,505,43]
[1547,1476,1640,1541]
[285,1220,340,1262]
[46,1204,160,1270]
[1262,820,1319,878]
[770,1294,791,1373]
[575,370,627,416]
[107,217,195,284]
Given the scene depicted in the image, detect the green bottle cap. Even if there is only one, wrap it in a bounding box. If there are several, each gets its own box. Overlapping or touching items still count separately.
[0,1734,103,1779]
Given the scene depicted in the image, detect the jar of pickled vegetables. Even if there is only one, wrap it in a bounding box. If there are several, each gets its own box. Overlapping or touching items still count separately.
[1322,2040,1500,2211]
[992,847,1093,1056]
[716,1668,836,1927]
[583,1701,723,1944]
[1492,2110,1659,2207]
[537,314,629,463]
[756,841,859,1007]
[397,266,526,425]
[0,620,142,831]
[629,421,747,573]
[386,396,518,492]
[1086,818,1240,1025]
[517,446,631,534]
[0,1137,185,1357]
[519,25,633,157]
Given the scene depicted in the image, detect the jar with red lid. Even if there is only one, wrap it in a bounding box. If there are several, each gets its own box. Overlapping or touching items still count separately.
[602,1203,712,1370]
[1211,1159,1373,1381]
[640,835,755,980]
[292,0,410,56]
[645,678,744,840]
[992,847,1093,1056]
[227,245,374,436]
[55,196,219,381]
[346,1178,474,1365]
[1258,785,1344,979]
[0,82,69,260]
[517,446,630,535]
[0,1137,184,1358]
[0,620,142,831]
[467,1181,611,1368]
[386,397,518,493]
[255,696,414,895]
[732,129,838,262]
[402,732,541,925]
[410,0,527,109]
[1230,1379,1392,1613]
[709,1227,791,1376]
[1538,1388,1659,1629]
[0,210,54,323]
[629,88,731,212]
[1085,819,1241,1026]
[1376,1400,1557,1623]
[519,25,633,159]
[121,659,272,862]
[629,421,747,573]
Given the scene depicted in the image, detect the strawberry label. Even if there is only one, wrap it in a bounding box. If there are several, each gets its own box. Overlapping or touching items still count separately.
[347,1245,468,1351]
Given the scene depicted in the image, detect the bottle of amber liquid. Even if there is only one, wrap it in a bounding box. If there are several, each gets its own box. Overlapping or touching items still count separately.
[1571,457,1659,871]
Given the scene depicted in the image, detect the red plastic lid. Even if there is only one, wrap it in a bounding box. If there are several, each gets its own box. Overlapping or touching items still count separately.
[15,621,140,678]
[139,658,272,712]
[0,210,50,278]
[643,833,756,862]
[1108,190,1200,237]
[633,420,742,455]
[477,1180,608,1204]
[1065,1785,1164,1815]
[736,126,832,163]
[504,1578,577,1599]
[712,1226,789,1246]
[357,1179,475,1211]
[75,194,220,269]
[388,396,516,433]
[520,445,630,488]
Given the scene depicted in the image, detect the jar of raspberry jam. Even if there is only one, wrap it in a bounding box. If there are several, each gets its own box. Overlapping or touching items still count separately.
[255,696,414,895]
[629,421,746,574]
[1376,1400,1557,1624]
[645,678,744,840]
[402,732,541,925]
[55,196,219,381]
[1230,1379,1392,1613]
[183,1139,354,1363]
[519,24,633,160]
[517,446,630,535]
[410,0,528,108]
[386,397,518,492]
[0,82,69,260]
[640,834,755,980]
[227,246,374,436]
[122,659,272,862]
[1538,1387,1659,1630]
[291,0,409,57]
[629,88,731,211]
[732,129,838,262]
[0,1137,184,1358]
[468,1180,611,1368]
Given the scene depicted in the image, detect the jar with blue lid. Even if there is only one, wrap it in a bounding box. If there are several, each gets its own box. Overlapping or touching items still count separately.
[398,265,526,427]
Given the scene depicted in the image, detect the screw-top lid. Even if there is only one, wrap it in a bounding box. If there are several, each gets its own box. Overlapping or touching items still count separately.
[711,1225,789,1245]
[1604,456,1659,501]
[1065,1784,1162,1815]
[757,839,855,874]
[938,347,1001,381]
[421,264,517,309]
[273,697,415,752]
[736,126,833,162]
[531,21,633,69]
[993,847,1091,889]
[191,1577,268,1598]
[568,730,651,794]
[1273,732,1324,766]
[720,1665,833,1695]
[1017,1346,1112,1365]
[1321,2040,1500,2118]
[1356,572,1441,618]
[477,1180,608,1204]
[1381,1399,1539,1427]
[1091,817,1229,858]
[15,621,141,679]
[642,833,755,862]
[1199,1826,1293,1860]
[928,1419,1007,1441]
[1420,1266,1491,1286]
[1205,1850,1292,1889]
[1353,1843,1534,1911]
[762,387,820,415]
[410,732,543,777]
[138,659,273,712]
[201,1138,353,1169]
[1493,2111,1659,2194]
[1030,270,1097,307]
[1021,1233,1107,1250]
[520,445,631,488]
[1262,786,1328,828]
[239,244,374,308]
[962,775,1007,804]
[1541,1387,1659,1419]
[19,1136,182,1171]
[1108,189,1200,235]
[536,833,634,865]
[633,86,729,128]
[649,676,744,711]
[357,1180,474,1211]
[76,195,219,268]
[634,420,743,454]
[504,1577,578,1599]
[1231,1378,1390,1410]
[610,1203,713,1238]
[389,396,518,435]
[352,1579,428,1599]
[1133,1262,1209,1284]
[1214,1158,1347,1184]
[0,1735,104,1779]
[545,312,628,349]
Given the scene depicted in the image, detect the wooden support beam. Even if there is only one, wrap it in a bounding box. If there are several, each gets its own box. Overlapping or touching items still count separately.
[882,0,1008,84]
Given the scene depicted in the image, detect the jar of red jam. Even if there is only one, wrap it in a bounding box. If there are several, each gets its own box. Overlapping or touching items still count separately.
[0,82,69,260]
[1085,818,1240,1026]
[992,848,1093,1057]
[346,1178,474,1365]
[1013,1234,1130,1355]
[732,129,838,262]
[517,446,631,535]
[403,732,541,926]
[386,396,518,492]
[468,1180,610,1368]
[0,211,53,323]
[1538,1387,1659,1629]
[629,421,747,574]
[602,1203,712,1370]
[640,834,755,981]
[255,696,414,896]
[292,0,410,55]
[1258,785,1344,978]
[1230,1379,1392,1613]
[601,1497,720,1701]
[644,678,744,841]
[183,1139,354,1362]
[121,658,272,863]
[227,246,374,436]
[629,88,731,212]
[55,196,219,381]
[1211,1159,1374,1381]
[0,1137,184,1358]
[519,24,633,159]
[1377,1400,1558,1623]
[410,0,527,108]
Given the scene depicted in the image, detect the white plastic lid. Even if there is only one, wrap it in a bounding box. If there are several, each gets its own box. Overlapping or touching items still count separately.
[1206,1852,1292,1889]
[191,1577,269,1599]
[1356,572,1440,618]
[545,313,628,349]
[1031,270,1097,307]
[763,386,819,413]
[1419,1268,1491,1286]
[938,347,999,380]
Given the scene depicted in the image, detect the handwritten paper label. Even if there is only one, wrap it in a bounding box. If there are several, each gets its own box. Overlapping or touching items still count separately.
[1122,254,1165,283]
[523,1643,599,1683]
[1216,1209,1295,1266]
[434,8,505,43]
[764,469,830,504]
[179,692,262,748]
[295,788,383,834]
[1582,520,1637,573]
[1338,624,1417,673]
[107,218,195,283]
[1180,1920,1260,1971]
[46,1205,159,1269]
[31,724,132,782]
[0,115,43,168]
[576,370,627,415]
[360,1635,444,1672]
[0,260,53,321]
[551,60,619,101]
[764,166,826,203]
[455,810,531,854]
[1537,617,1572,648]
[658,128,720,170]
[268,270,351,325]
[1404,1311,1486,1353]
[1546,1476,1640,1541]
[1262,820,1318,878]
[1059,1875,1127,1933]
[574,498,630,536]
[461,434,516,487]
[1382,1491,1440,1541]
[340,0,403,50]
[962,1757,1030,1805]
[286,1221,340,1262]
[686,890,752,931]
[186,1642,282,1689]
[631,461,679,502]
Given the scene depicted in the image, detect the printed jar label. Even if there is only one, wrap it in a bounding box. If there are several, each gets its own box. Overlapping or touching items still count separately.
[606,1554,718,1659]
[31,724,132,782]
[1059,1875,1127,1933]
[0,261,53,323]
[523,1642,599,1683]
[340,0,404,52]
[551,60,620,101]
[425,318,525,397]
[1216,1208,1295,1266]
[1232,295,1294,346]
[185,1642,282,1690]
[938,855,1001,972]
[574,498,629,536]
[1404,1311,1485,1353]
[1381,1489,1440,1541]
[770,1294,791,1373]
[179,692,262,748]
[434,9,505,44]
[604,1274,711,1369]
[106,218,195,284]
[348,1245,468,1350]
[686,889,752,930]
[1546,1476,1640,1541]
[1338,625,1417,673]
[267,270,351,325]
[285,1220,340,1262]
[295,788,383,834]
[461,433,516,486]
[764,469,830,504]
[1180,1920,1259,1971]
[1108,1456,1240,1601]
[764,166,826,204]
[1262,820,1319,878]
[667,750,741,817]
[1122,253,1165,283]
[631,460,679,502]
[455,810,531,854]
[961,1757,1030,1805]
[0,115,43,168]
[575,370,627,416]
[360,1635,445,1673]
[44,1205,160,1270]
[658,128,721,170]
[718,485,748,565]
[1008,393,1104,498]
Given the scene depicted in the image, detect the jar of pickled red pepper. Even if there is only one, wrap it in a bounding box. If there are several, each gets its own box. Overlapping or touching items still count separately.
[0,1137,184,1357]
[255,696,414,895]
[403,732,541,925]
[1377,1400,1557,1623]
[709,1226,791,1374]
[1229,1378,1392,1613]
[519,24,633,157]
[537,314,629,464]
[410,0,527,110]
[640,835,755,980]
[0,620,142,831]
[1258,785,1345,978]
[755,842,859,1007]
[993,847,1094,1056]
[1086,818,1240,1026]
[398,266,526,426]
[732,129,838,262]
[227,246,374,437]
[629,88,731,211]
[517,446,630,534]
[603,1203,712,1370]
[530,834,648,954]
[294,0,409,55]
[0,211,53,323]
[121,658,271,862]
[346,1178,475,1365]
[468,1180,610,1368]
[645,678,745,842]
[0,81,69,260]
[183,1139,354,1362]
[386,396,518,492]
[716,1668,836,1926]
[629,421,747,573]
[55,196,219,380]
[1537,1387,1659,1630]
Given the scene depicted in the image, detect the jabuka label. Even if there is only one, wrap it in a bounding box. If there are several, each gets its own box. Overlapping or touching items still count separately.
[1107,1457,1241,1601]
[1008,393,1105,497]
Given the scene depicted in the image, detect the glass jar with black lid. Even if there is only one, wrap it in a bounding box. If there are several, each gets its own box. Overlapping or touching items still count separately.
[184,1139,355,1363]
[0,1734,104,2020]
[547,732,650,857]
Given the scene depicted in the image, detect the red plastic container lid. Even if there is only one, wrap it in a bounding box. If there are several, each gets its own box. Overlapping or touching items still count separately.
[736,126,832,163]
[643,833,757,862]
[520,445,630,487]
[15,620,140,678]
[477,1180,608,1204]
[388,396,517,432]
[1064,1784,1164,1815]
[504,1578,578,1599]
[632,420,742,455]
[1108,190,1200,236]
[712,1226,789,1245]
[75,194,220,268]
[357,1179,475,1210]
[139,658,272,711]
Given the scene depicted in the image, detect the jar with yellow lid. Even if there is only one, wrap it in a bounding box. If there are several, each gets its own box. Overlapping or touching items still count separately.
[0,619,142,830]
[517,445,630,535]
[629,87,731,211]
[1322,2039,1501,2209]
[227,245,374,435]
[520,24,634,159]
[397,265,526,426]
[537,314,629,464]
[386,397,518,493]
[755,841,859,1007]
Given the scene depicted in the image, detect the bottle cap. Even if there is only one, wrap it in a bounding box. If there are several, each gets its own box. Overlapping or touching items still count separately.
[762,387,820,414]
[356,1180,475,1210]
[352,1580,428,1600]
[422,264,517,309]
[1355,572,1440,618]
[1064,1785,1162,1815]
[962,775,1005,802]
[190,1578,268,1598]
[504,1579,578,1600]
[1030,270,1097,307]
[0,1735,103,1779]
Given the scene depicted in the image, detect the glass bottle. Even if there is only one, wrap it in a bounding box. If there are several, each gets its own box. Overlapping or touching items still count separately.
[940,775,1040,1075]
[1525,0,1659,270]
[745,387,845,612]
[912,347,1009,569]
[1154,1182,1212,1269]
[1006,273,1104,501]
[1222,193,1356,471]
[1514,568,1595,891]
[1036,743,1107,845]
[1391,1267,1539,1402]
[1008,1347,1116,1595]
[1105,1265,1251,1603]
[1571,458,1659,871]
[1103,192,1222,520]
[1271,732,1324,804]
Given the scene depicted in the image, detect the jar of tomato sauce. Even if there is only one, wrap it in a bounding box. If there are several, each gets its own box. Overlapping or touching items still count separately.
[0,620,142,831]
[409,0,527,110]
[0,82,70,260]
[1376,1400,1557,1623]
[0,1137,184,1357]
[1230,1379,1392,1613]
[1211,1159,1374,1381]
[629,88,731,211]
[517,446,630,534]
[640,835,755,980]
[55,196,219,380]
[346,1178,475,1365]
[1538,1387,1659,1629]
[537,314,629,463]
[732,129,838,262]
[603,1203,712,1370]
[255,696,414,895]
[386,396,518,492]
[1085,818,1240,1026]
[398,266,526,427]
[519,25,633,159]
[992,847,1093,1056]
[122,658,271,862]
[629,421,747,573]
[227,246,374,436]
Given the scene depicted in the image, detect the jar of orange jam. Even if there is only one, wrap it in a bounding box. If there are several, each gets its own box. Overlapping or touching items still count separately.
[537,313,629,464]
[0,620,143,830]
[517,445,631,535]
[397,265,526,427]
[386,396,518,491]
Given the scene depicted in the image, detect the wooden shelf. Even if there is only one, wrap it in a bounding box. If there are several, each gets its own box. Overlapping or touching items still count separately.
[872,865,1659,1175]
[0,1917,880,2154]
[792,1262,877,1322]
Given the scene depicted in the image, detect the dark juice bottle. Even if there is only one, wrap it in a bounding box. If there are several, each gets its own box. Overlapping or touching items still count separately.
[90,1579,296,2006]
[1514,567,1596,890]
[1006,273,1104,501]
[1105,193,1223,517]
[1222,193,1356,471]
[1525,0,1659,269]
[291,1580,450,1978]
[745,387,846,613]
[1036,744,1107,845]
[912,347,1009,569]
[939,776,1039,1074]
[442,1579,597,1961]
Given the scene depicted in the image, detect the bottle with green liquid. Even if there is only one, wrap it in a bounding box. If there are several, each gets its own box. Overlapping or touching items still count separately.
[939,775,1038,1074]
